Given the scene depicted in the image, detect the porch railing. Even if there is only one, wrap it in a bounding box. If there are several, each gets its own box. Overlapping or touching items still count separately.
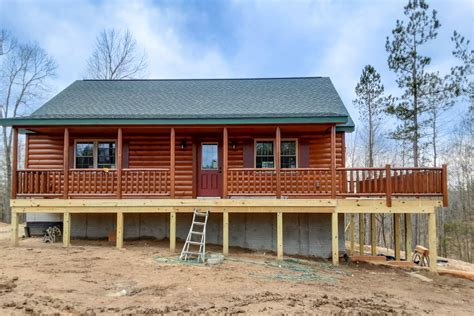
[122,168,170,196]
[228,168,276,195]
[69,169,118,197]
[14,165,447,206]
[17,169,64,197]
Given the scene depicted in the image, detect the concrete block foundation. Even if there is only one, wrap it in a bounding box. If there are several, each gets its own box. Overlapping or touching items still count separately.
[70,213,345,258]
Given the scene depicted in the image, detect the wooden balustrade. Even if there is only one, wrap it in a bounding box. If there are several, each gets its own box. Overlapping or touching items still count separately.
[122,168,170,196]
[68,169,118,196]
[15,165,447,205]
[228,168,276,195]
[17,169,63,197]
[337,167,444,197]
[337,168,387,196]
[281,168,331,196]
[391,168,443,196]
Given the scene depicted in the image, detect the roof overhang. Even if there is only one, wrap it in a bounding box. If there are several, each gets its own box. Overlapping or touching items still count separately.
[1,116,354,132]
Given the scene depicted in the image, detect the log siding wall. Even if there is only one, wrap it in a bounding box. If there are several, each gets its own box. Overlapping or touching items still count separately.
[25,131,346,198]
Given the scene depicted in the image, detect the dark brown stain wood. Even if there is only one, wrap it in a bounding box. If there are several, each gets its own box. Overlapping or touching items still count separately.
[63,128,69,199]
[11,128,18,199]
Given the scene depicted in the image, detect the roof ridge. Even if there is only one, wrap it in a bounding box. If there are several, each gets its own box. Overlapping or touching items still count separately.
[81,76,328,82]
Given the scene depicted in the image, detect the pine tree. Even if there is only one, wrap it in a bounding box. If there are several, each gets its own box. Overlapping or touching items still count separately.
[353,65,388,167]
[385,0,441,167]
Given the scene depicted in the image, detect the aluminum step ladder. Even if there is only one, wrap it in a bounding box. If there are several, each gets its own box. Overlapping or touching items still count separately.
[179,209,209,263]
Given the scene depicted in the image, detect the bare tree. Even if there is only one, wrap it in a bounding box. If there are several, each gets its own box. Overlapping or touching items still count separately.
[0,30,57,222]
[86,29,147,80]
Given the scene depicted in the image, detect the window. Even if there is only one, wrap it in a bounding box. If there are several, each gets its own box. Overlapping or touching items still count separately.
[75,141,116,169]
[201,143,218,169]
[256,141,275,168]
[281,140,297,168]
[97,142,116,168]
[75,142,94,169]
[255,139,297,169]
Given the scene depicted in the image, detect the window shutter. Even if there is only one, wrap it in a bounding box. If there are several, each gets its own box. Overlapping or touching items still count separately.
[299,139,310,168]
[243,139,254,168]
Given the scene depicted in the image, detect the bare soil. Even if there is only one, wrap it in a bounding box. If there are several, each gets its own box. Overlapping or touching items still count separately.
[0,223,472,315]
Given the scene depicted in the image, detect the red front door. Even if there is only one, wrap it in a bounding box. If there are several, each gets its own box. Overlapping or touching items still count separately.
[198,142,222,197]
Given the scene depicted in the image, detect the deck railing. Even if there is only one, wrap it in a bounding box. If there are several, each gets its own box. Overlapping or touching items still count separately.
[15,165,447,205]
[122,168,170,196]
[69,169,118,197]
[228,168,276,195]
[17,169,64,197]
[281,168,332,196]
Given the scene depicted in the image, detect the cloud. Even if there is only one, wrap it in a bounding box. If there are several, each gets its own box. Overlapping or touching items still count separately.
[1,0,472,120]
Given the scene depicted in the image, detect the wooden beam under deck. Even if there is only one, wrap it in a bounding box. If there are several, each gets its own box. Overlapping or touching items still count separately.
[11,198,441,214]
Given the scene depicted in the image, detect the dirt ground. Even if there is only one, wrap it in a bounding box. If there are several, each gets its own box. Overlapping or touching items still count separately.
[0,223,473,315]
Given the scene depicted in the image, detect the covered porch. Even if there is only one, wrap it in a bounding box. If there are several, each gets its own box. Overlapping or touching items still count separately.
[12,125,448,204]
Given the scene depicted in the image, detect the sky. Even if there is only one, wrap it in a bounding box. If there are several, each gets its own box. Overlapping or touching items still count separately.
[1,0,473,126]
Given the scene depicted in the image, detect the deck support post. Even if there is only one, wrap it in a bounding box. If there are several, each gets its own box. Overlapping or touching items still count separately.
[11,127,18,200]
[405,214,413,260]
[359,213,364,255]
[223,211,229,256]
[63,128,69,199]
[330,125,336,199]
[275,127,281,198]
[117,128,123,199]
[428,212,437,271]
[371,214,377,255]
[223,128,228,198]
[277,212,283,259]
[332,212,339,265]
[11,209,19,246]
[170,128,175,198]
[170,211,176,252]
[350,214,355,255]
[63,212,71,247]
[116,212,123,249]
[394,213,401,261]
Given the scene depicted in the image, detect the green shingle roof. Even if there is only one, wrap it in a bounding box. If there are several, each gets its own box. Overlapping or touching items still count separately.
[2,77,354,131]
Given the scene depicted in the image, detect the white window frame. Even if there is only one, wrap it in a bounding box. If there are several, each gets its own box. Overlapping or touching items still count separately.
[254,138,298,169]
[74,139,117,169]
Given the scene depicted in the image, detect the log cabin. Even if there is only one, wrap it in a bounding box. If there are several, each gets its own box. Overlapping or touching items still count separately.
[1,77,447,269]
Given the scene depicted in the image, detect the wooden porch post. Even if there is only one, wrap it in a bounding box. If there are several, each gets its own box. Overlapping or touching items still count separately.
[349,214,355,255]
[223,128,228,198]
[11,127,18,199]
[170,211,176,252]
[116,212,123,249]
[394,213,401,261]
[371,214,377,256]
[223,211,229,256]
[359,213,365,255]
[63,128,69,199]
[275,127,281,198]
[170,128,175,198]
[11,209,19,246]
[277,211,283,259]
[386,164,392,207]
[405,214,413,260]
[332,212,339,265]
[117,128,123,199]
[428,212,437,271]
[63,212,71,247]
[330,125,336,199]
[442,164,448,207]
